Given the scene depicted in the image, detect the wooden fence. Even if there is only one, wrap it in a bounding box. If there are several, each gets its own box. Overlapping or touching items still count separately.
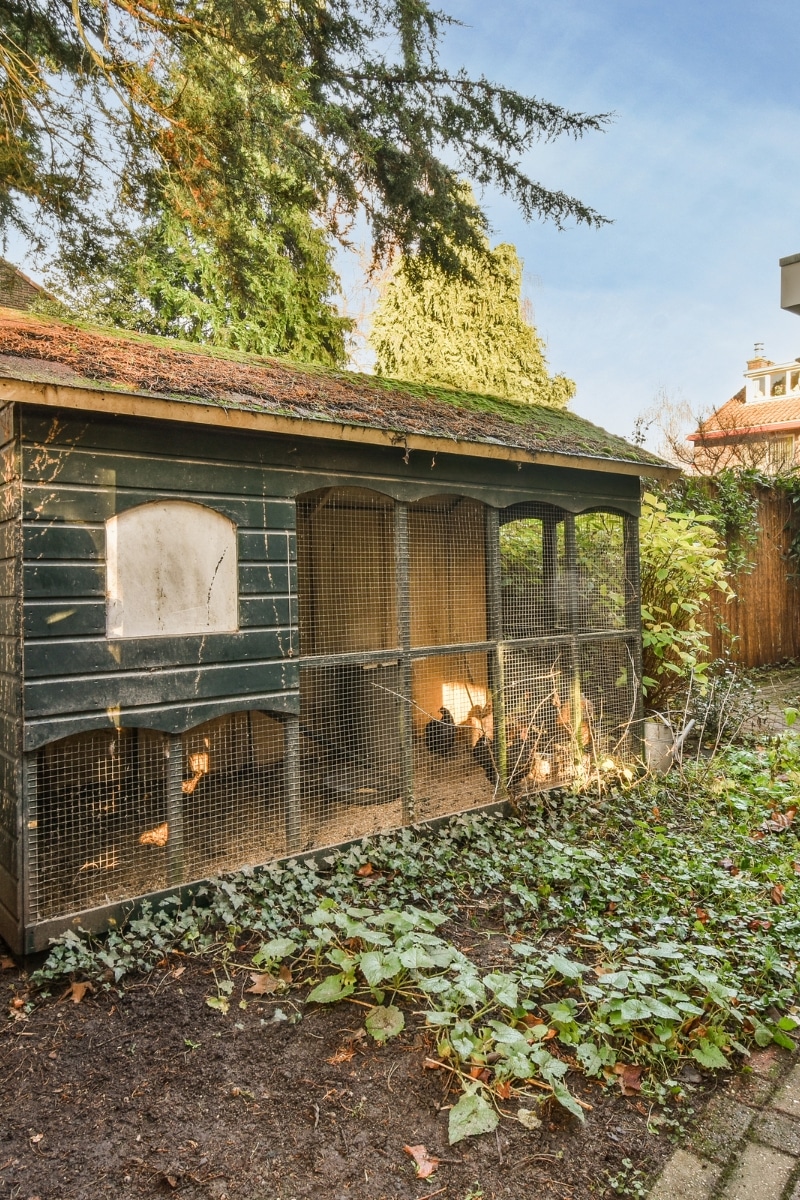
[706,488,800,667]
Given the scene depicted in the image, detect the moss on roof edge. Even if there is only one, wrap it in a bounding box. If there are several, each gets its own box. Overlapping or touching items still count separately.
[0,307,670,469]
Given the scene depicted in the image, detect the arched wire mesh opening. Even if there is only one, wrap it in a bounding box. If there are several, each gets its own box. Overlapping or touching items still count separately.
[28,712,287,923]
[29,728,169,922]
[574,511,627,632]
[180,711,286,880]
[409,496,487,646]
[499,505,567,638]
[296,487,397,655]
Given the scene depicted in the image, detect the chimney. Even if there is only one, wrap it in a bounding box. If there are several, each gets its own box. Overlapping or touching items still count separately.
[747,343,773,371]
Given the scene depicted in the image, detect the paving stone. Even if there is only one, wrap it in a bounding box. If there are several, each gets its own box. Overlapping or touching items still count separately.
[752,1110,800,1157]
[687,1096,754,1163]
[732,1070,780,1107]
[773,1065,800,1119]
[648,1149,721,1200]
[748,1046,793,1080]
[721,1143,796,1200]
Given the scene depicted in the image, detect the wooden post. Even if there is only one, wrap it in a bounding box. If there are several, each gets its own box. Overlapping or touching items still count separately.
[563,514,583,766]
[283,714,302,852]
[485,507,507,797]
[624,512,645,755]
[166,733,185,886]
[542,512,560,629]
[395,501,414,823]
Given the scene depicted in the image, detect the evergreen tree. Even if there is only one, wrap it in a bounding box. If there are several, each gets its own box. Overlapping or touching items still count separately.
[371,241,574,407]
[55,40,350,364]
[2,0,609,274]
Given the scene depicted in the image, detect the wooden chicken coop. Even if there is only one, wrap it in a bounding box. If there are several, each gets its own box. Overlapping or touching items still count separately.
[0,310,675,953]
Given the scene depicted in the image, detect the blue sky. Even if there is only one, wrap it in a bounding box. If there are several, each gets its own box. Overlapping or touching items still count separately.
[7,1,800,448]
[425,0,800,443]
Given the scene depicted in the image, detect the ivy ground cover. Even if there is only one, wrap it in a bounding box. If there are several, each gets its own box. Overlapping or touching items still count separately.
[4,736,800,1197]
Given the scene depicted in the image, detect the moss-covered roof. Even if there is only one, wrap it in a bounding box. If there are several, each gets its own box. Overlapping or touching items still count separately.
[0,308,671,472]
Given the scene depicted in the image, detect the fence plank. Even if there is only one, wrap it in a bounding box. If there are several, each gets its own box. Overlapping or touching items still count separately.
[707,489,800,667]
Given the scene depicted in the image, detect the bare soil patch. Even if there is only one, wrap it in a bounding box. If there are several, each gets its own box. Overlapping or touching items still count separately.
[0,942,686,1200]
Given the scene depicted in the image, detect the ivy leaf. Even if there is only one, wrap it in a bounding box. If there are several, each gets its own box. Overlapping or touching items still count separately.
[448,1092,499,1144]
[548,953,586,980]
[365,1004,405,1044]
[483,973,519,1008]
[253,937,297,966]
[551,1080,586,1122]
[692,1039,729,1070]
[306,974,355,1004]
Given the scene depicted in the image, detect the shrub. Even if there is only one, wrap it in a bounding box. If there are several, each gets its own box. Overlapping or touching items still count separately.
[639,491,734,710]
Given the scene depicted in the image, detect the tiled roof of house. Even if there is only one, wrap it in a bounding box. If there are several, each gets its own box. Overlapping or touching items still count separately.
[0,309,672,473]
[689,388,800,440]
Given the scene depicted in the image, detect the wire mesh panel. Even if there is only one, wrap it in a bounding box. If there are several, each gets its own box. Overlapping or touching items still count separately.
[409,496,487,646]
[499,509,567,638]
[503,645,578,795]
[297,488,397,655]
[411,652,497,819]
[574,512,627,632]
[578,638,639,765]
[29,728,168,922]
[299,662,404,848]
[180,711,286,880]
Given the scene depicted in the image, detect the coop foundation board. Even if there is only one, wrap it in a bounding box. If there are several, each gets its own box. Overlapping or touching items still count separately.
[0,313,676,954]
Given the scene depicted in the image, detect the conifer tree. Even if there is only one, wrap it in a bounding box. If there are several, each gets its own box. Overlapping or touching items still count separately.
[371,241,574,407]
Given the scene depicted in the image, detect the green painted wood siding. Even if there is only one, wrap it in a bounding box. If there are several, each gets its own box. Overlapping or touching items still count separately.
[19,406,641,752]
[0,404,21,937]
[20,410,299,750]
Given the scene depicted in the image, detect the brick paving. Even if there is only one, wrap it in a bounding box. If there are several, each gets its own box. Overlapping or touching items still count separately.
[649,1048,800,1199]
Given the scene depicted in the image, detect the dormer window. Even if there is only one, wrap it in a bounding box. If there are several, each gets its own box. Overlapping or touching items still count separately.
[772,373,787,397]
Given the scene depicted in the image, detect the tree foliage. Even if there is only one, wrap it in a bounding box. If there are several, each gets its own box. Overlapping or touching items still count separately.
[2,0,610,361]
[370,239,575,406]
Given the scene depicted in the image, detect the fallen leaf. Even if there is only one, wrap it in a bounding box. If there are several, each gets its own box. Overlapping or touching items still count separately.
[495,1081,512,1100]
[30,1133,43,1144]
[365,1003,404,1044]
[0,956,14,970]
[614,1063,644,1095]
[771,885,785,906]
[356,863,373,876]
[651,806,661,819]
[246,972,281,995]
[695,908,709,924]
[138,822,169,847]
[403,1144,439,1179]
[792,862,800,875]
[171,966,186,979]
[423,1058,447,1070]
[543,1028,558,1040]
[749,918,772,931]
[69,981,92,1004]
[517,1107,542,1130]
[326,1047,355,1065]
[278,964,292,984]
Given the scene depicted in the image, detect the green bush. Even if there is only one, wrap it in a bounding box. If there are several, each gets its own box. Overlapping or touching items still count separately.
[640,491,734,710]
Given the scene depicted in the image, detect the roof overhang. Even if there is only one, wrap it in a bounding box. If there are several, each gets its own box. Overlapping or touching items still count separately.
[0,372,681,481]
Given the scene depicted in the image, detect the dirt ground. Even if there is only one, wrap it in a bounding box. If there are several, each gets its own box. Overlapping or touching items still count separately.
[0,935,690,1200]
